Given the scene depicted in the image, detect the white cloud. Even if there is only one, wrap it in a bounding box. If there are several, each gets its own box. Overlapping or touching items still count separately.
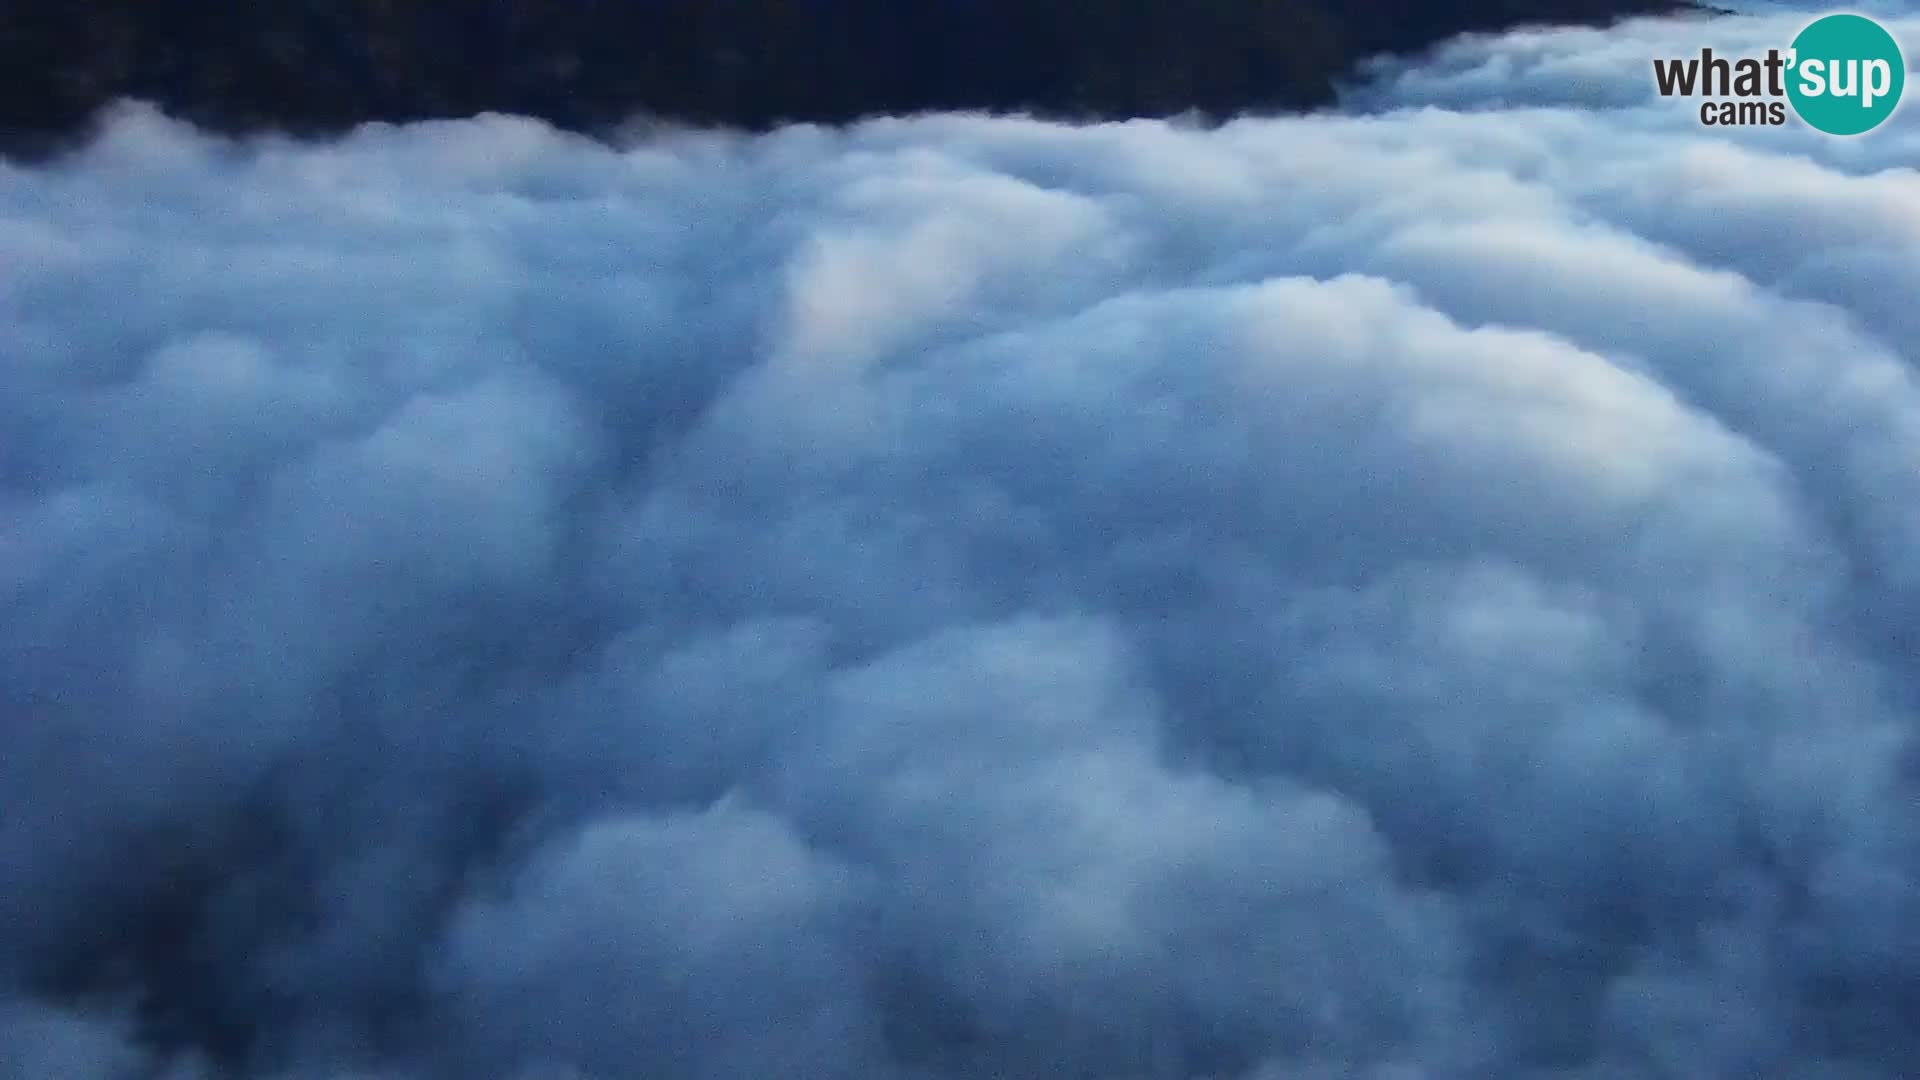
[3,7,1919,1078]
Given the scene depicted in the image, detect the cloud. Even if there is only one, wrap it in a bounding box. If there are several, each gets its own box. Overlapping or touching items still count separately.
[3,6,1919,1078]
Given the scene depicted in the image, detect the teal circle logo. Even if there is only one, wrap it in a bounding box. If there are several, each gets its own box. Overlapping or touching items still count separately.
[1787,13,1906,136]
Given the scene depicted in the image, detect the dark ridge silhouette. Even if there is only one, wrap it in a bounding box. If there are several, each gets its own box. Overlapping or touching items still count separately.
[2,0,1693,156]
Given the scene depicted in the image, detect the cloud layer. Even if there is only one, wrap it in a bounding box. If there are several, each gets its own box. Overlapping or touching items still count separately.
[3,6,1919,1078]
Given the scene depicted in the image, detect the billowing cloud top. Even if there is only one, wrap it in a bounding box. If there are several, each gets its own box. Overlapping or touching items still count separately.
[3,5,1919,1079]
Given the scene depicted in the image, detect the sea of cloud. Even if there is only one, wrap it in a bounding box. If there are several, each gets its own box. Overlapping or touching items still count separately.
[3,4,1918,1078]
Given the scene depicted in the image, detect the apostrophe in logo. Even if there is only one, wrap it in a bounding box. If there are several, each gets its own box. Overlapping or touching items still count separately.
[1651,12,1907,136]
[1787,13,1905,136]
